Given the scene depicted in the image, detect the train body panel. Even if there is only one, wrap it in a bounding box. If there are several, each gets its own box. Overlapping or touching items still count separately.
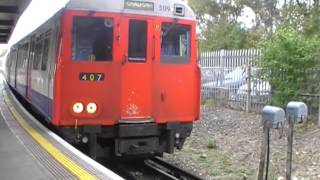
[6,0,200,158]
[66,0,195,20]
[28,17,61,119]
[53,10,199,126]
[7,11,62,120]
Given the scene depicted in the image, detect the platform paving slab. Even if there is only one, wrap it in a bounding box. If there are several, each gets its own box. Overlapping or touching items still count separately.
[0,110,51,180]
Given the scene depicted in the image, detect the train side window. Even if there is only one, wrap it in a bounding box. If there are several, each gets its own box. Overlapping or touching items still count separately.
[128,20,147,62]
[33,41,43,70]
[161,23,191,64]
[29,39,36,66]
[72,16,113,61]
[22,43,29,69]
[41,38,50,71]
[17,47,23,68]
[17,43,28,69]
[10,49,17,69]
[6,51,12,68]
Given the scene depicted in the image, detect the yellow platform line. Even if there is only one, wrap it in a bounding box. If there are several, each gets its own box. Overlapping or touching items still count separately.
[3,92,96,180]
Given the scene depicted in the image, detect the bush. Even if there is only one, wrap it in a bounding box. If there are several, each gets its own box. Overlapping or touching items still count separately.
[260,28,320,108]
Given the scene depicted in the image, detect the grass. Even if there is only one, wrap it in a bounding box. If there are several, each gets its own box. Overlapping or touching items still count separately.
[195,148,249,178]
[207,138,218,149]
[201,98,215,107]
[267,165,281,180]
[177,137,252,179]
[295,119,318,133]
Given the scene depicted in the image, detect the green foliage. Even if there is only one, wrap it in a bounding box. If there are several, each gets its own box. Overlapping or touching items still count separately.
[260,28,320,107]
[279,4,320,38]
[188,0,243,24]
[200,20,249,51]
[188,0,320,50]
[188,0,267,50]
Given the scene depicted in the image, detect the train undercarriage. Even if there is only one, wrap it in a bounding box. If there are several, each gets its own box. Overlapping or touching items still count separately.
[60,122,193,159]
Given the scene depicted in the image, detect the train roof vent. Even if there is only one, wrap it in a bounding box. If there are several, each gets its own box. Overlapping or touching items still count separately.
[174,4,185,16]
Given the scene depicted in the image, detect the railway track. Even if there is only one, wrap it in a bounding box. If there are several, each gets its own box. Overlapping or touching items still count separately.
[105,157,204,180]
[147,157,203,180]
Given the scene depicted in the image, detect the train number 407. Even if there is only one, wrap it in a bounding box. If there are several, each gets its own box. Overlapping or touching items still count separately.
[79,73,105,81]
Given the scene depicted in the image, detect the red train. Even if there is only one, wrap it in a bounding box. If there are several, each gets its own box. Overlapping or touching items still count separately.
[5,0,200,158]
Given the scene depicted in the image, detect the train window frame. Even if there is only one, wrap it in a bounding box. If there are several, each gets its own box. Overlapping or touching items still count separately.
[128,19,147,62]
[160,22,191,64]
[72,16,114,62]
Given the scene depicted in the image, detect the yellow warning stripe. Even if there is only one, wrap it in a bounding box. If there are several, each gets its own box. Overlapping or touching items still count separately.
[3,92,96,180]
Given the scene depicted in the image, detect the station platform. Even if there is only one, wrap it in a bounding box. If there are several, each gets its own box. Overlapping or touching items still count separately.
[0,79,124,180]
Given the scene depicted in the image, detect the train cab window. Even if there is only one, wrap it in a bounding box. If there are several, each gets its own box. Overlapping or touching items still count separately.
[72,16,113,61]
[128,20,147,62]
[41,38,50,71]
[161,23,191,64]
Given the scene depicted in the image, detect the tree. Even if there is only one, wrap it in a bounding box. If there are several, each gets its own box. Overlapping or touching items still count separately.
[200,20,249,50]
[188,0,320,50]
[189,0,254,50]
[279,1,320,37]
[260,28,320,107]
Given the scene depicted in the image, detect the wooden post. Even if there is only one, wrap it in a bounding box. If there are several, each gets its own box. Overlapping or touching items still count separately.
[286,120,294,180]
[258,125,268,180]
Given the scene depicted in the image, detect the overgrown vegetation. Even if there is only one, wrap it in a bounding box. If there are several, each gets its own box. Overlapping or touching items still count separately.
[189,0,320,50]
[190,0,320,110]
[260,28,320,107]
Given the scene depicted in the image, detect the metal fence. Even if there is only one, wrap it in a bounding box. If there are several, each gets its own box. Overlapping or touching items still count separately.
[200,49,320,124]
[200,49,270,112]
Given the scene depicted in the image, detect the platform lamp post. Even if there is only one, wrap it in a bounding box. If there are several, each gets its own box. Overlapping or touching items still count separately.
[286,102,308,180]
[258,106,285,180]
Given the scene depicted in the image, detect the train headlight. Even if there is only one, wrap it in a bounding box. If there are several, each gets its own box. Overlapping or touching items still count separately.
[87,103,97,114]
[73,102,84,114]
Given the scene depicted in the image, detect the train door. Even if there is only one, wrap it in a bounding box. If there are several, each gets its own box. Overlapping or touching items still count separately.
[120,17,154,121]
[153,21,197,122]
[40,31,52,118]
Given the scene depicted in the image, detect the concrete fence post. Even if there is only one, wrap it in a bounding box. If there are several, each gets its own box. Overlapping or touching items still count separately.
[246,55,252,113]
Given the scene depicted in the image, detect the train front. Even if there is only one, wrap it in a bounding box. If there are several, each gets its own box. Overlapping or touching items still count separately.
[53,0,200,158]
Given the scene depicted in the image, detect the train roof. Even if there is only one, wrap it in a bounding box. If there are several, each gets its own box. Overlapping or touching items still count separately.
[65,0,196,20]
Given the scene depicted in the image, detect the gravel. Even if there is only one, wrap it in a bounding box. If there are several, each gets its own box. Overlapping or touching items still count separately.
[162,106,320,180]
